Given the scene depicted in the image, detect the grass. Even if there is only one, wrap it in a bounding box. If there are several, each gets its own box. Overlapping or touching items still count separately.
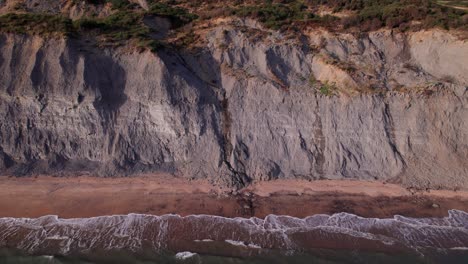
[308,74,341,96]
[319,81,338,96]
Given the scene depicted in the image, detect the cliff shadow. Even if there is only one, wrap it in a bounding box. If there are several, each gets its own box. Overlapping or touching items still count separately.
[84,51,127,133]
[157,48,252,188]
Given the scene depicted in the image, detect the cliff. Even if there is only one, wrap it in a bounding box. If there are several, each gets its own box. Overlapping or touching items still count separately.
[0,20,467,189]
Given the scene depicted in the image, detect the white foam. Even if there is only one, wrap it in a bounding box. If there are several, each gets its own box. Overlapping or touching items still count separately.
[175,251,197,260]
[225,240,247,247]
[450,247,468,251]
[45,235,69,240]
[1,210,467,257]
[248,243,262,249]
[194,239,213,242]
[224,240,261,249]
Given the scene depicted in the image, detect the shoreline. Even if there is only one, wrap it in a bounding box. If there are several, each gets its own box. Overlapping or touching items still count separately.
[1,174,468,219]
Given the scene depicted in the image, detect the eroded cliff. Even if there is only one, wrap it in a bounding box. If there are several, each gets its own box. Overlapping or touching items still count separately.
[0,20,467,189]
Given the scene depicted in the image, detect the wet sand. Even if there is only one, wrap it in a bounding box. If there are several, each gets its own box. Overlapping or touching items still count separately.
[1,174,468,219]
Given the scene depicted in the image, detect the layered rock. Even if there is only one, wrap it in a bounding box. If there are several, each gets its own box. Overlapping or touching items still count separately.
[0,25,466,189]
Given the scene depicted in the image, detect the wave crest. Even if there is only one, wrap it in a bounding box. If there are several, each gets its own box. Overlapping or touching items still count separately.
[1,210,467,257]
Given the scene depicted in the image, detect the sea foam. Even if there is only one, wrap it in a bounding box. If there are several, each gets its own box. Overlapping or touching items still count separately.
[0,210,467,257]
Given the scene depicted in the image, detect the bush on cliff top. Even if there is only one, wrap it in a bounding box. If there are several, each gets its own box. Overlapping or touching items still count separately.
[68,0,467,32]
[234,2,312,30]
[73,10,163,51]
[231,0,466,31]
[0,13,73,35]
[0,2,197,51]
[148,2,199,26]
[307,0,467,30]
[74,0,131,9]
[0,0,466,51]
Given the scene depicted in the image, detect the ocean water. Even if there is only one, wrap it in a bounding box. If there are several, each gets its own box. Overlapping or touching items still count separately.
[0,249,439,264]
[1,211,468,263]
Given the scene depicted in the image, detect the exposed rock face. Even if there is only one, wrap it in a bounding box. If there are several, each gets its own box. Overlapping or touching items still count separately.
[0,26,467,189]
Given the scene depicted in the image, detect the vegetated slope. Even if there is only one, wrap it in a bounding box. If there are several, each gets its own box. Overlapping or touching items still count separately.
[0,0,467,48]
[0,0,466,190]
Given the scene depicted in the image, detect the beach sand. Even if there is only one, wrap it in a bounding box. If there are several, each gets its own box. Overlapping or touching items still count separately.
[1,174,468,219]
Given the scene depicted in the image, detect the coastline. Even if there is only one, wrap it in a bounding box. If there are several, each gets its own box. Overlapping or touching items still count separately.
[1,174,468,219]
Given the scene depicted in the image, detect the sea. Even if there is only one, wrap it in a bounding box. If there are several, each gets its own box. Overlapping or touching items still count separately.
[1,210,468,264]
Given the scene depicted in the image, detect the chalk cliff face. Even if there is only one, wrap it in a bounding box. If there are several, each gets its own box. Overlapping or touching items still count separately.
[0,23,467,189]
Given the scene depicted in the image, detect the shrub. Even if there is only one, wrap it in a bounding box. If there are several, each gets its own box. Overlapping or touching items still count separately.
[0,13,73,35]
[319,81,337,96]
[73,10,149,41]
[234,2,315,30]
[1,0,466,51]
[74,0,130,9]
[108,0,131,9]
[148,2,198,27]
[309,74,317,86]
[309,0,467,31]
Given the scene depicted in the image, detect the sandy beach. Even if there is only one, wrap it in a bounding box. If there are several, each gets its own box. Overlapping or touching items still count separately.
[1,174,468,219]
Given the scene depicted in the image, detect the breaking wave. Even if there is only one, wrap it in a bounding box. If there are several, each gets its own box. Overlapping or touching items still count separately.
[1,210,467,260]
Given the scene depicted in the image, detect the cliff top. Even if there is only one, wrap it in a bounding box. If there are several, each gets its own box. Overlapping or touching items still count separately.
[0,0,467,51]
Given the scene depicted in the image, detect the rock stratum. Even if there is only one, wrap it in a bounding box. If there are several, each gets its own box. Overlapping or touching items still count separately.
[0,21,467,189]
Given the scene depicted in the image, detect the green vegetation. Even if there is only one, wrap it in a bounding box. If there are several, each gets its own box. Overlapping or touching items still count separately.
[72,10,163,51]
[148,3,198,27]
[107,0,131,9]
[0,1,198,51]
[308,0,467,30]
[309,74,341,96]
[230,0,467,31]
[0,0,466,51]
[0,13,73,36]
[233,1,337,30]
[437,0,468,8]
[234,2,312,30]
[74,0,132,9]
[309,74,317,86]
[319,81,338,96]
[74,11,145,38]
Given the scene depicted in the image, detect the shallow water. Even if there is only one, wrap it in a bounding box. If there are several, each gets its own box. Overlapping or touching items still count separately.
[1,211,468,263]
[2,249,468,264]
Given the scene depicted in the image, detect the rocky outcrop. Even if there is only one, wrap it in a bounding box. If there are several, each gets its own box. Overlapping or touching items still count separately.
[0,25,467,190]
